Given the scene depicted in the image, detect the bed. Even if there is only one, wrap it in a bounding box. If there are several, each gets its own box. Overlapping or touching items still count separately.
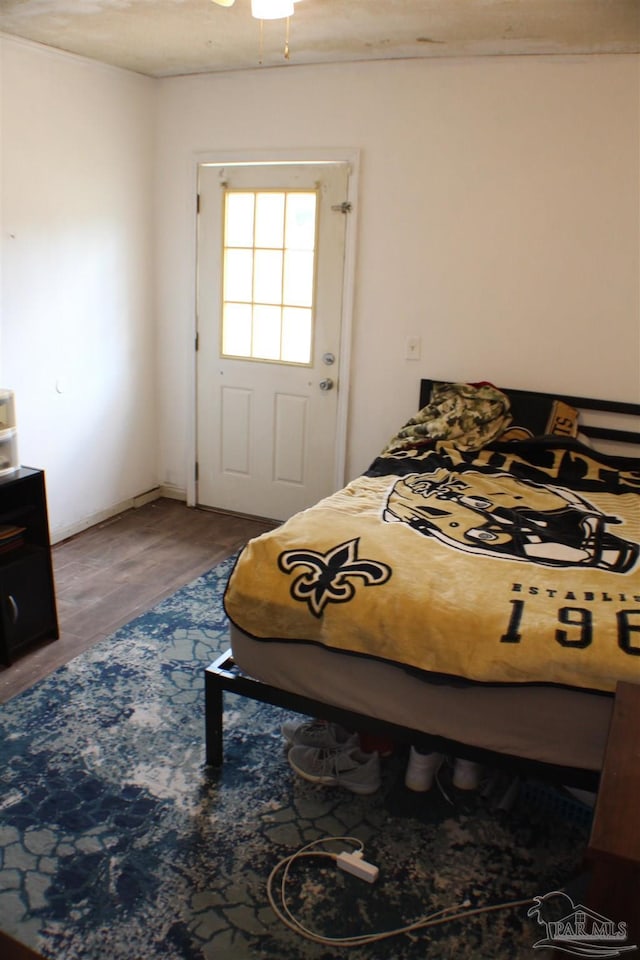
[206,379,640,790]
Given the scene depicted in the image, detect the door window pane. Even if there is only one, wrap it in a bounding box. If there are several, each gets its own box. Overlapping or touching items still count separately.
[282,307,312,363]
[221,188,317,364]
[224,248,253,303]
[225,192,255,247]
[283,250,314,308]
[255,193,285,248]
[254,249,284,305]
[285,193,316,250]
[252,305,281,360]
[222,303,252,356]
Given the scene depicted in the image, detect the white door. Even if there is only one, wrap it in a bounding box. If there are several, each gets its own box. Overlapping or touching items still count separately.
[196,162,350,521]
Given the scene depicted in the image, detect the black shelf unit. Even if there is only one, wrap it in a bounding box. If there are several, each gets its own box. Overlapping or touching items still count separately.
[0,467,59,665]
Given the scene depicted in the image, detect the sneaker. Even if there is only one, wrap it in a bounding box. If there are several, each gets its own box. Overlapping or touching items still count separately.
[404,747,443,792]
[288,745,381,795]
[452,758,482,790]
[280,718,357,750]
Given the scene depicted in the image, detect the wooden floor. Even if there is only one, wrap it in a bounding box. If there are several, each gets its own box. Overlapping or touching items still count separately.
[0,498,276,704]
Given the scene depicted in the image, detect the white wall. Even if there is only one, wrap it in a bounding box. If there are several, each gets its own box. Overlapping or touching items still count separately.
[1,46,638,541]
[1,37,157,540]
[156,54,640,484]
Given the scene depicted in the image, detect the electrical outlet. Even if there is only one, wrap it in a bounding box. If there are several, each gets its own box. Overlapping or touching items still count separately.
[405,336,421,360]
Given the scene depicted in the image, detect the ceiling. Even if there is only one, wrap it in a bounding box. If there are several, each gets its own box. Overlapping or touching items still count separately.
[0,0,638,78]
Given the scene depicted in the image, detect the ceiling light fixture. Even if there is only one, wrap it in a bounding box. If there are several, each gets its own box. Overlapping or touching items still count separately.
[251,0,294,19]
[211,0,299,18]
[211,0,302,60]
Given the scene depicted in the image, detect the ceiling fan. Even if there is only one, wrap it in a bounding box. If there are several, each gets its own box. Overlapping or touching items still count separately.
[211,0,304,61]
[211,0,301,18]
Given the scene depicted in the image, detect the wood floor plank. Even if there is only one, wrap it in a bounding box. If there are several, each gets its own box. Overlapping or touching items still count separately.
[0,499,276,703]
[0,929,45,960]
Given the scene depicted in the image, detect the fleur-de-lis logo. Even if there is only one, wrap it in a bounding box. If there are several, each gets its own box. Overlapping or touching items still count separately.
[278,538,392,618]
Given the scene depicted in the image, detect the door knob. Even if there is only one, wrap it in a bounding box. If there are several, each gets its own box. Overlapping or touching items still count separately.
[319,378,334,391]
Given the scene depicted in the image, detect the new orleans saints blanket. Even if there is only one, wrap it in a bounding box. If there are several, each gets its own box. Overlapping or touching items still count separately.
[224,438,640,694]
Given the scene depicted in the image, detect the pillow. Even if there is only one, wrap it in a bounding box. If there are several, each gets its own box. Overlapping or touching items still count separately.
[497,390,578,441]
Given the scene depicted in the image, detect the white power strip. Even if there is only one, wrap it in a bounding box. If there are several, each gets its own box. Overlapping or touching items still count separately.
[337,849,379,883]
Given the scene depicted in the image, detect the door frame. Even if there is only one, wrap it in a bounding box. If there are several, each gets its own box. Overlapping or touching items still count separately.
[186,148,360,509]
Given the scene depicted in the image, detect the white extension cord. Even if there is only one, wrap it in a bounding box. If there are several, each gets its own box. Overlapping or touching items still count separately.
[267,835,533,947]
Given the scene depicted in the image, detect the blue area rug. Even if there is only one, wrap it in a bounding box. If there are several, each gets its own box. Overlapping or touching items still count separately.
[0,555,591,959]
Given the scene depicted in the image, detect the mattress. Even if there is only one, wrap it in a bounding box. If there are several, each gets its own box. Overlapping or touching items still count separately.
[225,436,640,696]
[230,623,613,773]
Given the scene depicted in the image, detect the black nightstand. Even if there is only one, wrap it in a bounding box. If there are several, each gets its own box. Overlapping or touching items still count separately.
[0,467,59,665]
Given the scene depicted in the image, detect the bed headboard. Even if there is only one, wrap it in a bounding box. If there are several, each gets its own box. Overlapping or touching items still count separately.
[419,379,640,452]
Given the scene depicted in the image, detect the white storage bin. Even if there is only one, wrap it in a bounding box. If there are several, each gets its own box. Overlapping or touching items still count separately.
[0,390,16,432]
[0,428,19,476]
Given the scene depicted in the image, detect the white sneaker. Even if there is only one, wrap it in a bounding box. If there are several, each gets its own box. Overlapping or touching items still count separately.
[404,748,443,792]
[452,758,482,790]
[280,718,357,750]
[288,745,381,795]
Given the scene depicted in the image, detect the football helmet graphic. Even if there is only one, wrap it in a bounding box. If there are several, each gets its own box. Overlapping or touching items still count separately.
[384,467,638,572]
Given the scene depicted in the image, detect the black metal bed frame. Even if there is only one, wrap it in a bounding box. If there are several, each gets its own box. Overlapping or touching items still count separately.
[205,649,605,790]
[204,380,640,793]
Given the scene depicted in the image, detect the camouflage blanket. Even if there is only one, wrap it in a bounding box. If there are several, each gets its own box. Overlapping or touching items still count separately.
[380,381,512,454]
[224,438,640,694]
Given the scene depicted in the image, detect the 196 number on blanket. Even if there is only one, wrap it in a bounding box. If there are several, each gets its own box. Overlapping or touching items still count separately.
[501,599,640,655]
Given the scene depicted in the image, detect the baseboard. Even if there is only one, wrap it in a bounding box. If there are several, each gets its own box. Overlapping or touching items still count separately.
[51,487,166,544]
[132,486,163,508]
[159,483,186,501]
[50,484,190,545]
